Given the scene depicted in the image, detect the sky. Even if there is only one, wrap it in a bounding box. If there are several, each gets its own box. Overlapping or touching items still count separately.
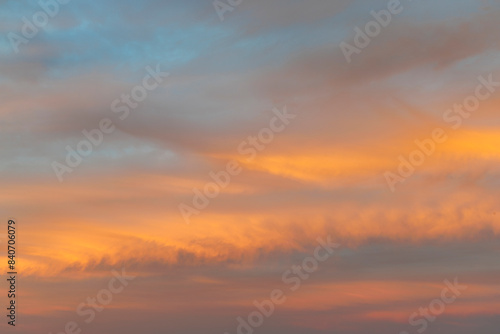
[1,0,500,333]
